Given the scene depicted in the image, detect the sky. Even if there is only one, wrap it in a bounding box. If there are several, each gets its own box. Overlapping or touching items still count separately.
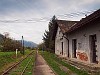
[0,0,100,44]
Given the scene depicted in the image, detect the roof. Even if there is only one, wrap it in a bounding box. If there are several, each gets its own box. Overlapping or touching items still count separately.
[67,9,100,33]
[51,20,78,40]
[56,20,78,33]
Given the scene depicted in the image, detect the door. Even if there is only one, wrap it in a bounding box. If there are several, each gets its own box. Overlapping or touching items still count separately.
[68,40,69,57]
[61,42,63,55]
[89,34,97,63]
[72,39,77,58]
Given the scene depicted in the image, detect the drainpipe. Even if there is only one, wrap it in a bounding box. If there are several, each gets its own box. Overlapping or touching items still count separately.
[62,33,69,57]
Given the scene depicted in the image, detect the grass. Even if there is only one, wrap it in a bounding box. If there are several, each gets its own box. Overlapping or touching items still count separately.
[23,51,36,75]
[40,51,68,75]
[40,51,89,75]
[9,51,36,75]
[0,49,33,74]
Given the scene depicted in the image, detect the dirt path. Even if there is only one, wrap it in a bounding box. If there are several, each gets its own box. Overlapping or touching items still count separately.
[34,51,55,75]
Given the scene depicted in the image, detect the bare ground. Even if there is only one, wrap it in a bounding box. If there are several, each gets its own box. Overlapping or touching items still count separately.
[33,51,55,75]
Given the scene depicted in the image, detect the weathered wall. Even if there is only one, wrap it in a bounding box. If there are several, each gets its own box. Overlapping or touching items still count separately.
[55,27,68,57]
[55,27,62,55]
[68,22,100,63]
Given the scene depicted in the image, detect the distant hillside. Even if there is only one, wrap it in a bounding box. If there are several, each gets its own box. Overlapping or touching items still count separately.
[24,40,37,48]
[0,34,37,48]
[19,40,37,48]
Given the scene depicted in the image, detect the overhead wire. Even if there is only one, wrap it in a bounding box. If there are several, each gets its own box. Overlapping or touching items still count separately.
[0,0,98,40]
[0,10,95,23]
[15,0,51,22]
[0,0,98,23]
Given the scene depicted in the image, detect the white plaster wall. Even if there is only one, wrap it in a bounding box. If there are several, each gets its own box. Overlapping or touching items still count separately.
[55,27,68,57]
[55,27,62,55]
[68,22,100,63]
[62,38,68,57]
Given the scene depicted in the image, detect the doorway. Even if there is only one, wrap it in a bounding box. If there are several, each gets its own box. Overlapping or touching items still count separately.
[89,34,97,63]
[61,42,63,55]
[72,39,77,58]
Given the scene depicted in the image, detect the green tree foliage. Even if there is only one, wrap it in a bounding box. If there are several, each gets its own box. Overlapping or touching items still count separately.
[2,38,22,52]
[1,33,22,52]
[43,15,57,53]
[38,43,44,50]
[43,30,49,48]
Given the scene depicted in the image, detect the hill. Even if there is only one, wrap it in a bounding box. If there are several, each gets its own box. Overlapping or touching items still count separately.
[24,40,37,48]
[0,34,37,48]
[19,40,37,48]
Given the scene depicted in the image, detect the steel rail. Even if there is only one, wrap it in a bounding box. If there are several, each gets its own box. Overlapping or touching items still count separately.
[1,51,34,75]
[21,56,33,75]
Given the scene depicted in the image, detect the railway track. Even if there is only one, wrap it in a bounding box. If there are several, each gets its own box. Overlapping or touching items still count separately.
[2,51,35,75]
[21,57,32,75]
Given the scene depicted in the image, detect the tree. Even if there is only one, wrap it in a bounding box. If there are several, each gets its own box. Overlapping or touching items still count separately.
[38,43,44,50]
[43,15,57,53]
[1,32,22,52]
[43,30,49,49]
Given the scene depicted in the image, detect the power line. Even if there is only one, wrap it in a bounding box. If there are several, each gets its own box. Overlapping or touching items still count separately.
[0,0,98,23]
[0,9,96,23]
[0,0,98,24]
[57,10,95,18]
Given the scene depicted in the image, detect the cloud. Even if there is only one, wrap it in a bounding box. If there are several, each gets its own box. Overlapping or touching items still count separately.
[0,21,48,44]
[0,0,47,14]
[0,0,100,44]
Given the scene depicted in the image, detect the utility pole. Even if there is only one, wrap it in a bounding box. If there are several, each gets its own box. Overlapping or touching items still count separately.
[22,36,24,55]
